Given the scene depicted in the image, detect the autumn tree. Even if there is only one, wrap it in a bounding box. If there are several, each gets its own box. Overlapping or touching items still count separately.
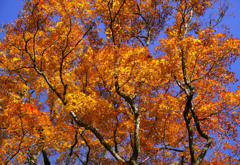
[0,0,239,164]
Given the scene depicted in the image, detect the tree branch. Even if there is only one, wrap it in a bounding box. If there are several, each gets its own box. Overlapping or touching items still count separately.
[65,130,78,165]
[70,111,126,163]
[190,105,212,165]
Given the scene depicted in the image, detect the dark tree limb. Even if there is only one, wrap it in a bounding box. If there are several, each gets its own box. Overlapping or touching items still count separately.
[42,150,51,165]
[65,130,78,165]
[70,111,126,163]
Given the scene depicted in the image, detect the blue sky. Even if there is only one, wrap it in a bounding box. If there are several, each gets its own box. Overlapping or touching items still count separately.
[0,0,23,24]
[223,0,240,88]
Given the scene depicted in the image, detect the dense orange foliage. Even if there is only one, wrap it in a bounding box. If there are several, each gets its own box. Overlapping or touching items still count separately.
[0,0,239,164]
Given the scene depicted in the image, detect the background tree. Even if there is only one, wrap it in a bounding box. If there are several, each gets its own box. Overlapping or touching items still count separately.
[0,0,239,164]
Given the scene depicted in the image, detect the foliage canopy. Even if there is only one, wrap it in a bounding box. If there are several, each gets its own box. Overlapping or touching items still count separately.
[0,0,240,164]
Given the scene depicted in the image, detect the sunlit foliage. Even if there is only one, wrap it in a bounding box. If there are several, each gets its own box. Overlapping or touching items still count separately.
[0,0,239,164]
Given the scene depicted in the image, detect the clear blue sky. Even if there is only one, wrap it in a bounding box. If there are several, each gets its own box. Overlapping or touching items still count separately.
[0,0,239,87]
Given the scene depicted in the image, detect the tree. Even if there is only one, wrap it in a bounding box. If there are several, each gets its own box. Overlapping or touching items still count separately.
[0,0,239,164]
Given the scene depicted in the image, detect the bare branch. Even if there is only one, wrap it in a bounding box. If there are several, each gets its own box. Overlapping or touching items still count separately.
[42,150,51,165]
[5,116,26,165]
[183,94,195,164]
[113,117,119,153]
[70,111,126,163]
[65,130,78,165]
[190,105,212,165]
[80,133,91,165]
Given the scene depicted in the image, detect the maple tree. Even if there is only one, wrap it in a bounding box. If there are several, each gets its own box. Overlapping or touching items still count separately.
[0,0,240,164]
